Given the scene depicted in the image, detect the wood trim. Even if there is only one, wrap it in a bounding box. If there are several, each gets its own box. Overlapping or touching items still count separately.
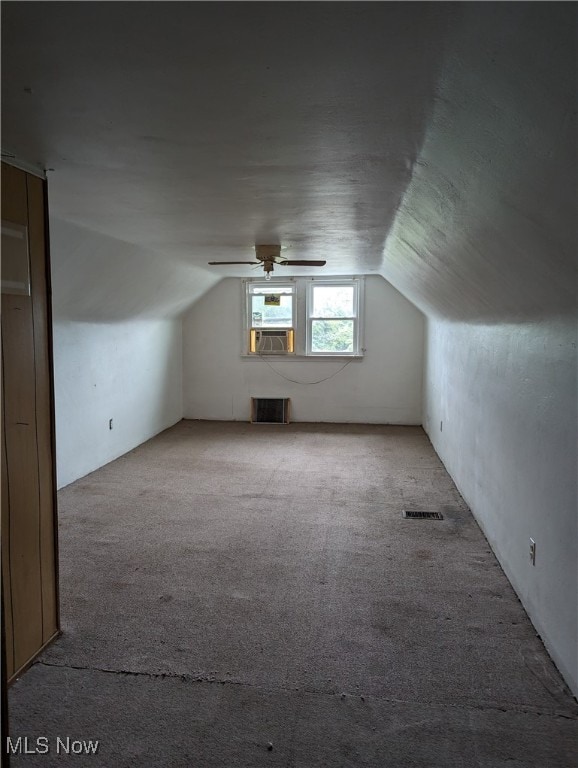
[0,156,46,181]
[42,177,60,632]
[7,629,61,687]
[1,370,15,678]
[27,174,58,642]
[1,582,10,768]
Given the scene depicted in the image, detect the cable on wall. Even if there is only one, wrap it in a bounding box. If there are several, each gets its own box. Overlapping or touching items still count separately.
[257,354,356,385]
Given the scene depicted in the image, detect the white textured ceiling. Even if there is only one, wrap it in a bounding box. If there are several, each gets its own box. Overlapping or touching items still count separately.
[2,2,576,321]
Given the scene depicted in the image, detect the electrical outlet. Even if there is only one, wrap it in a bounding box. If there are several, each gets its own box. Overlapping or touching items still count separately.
[529,538,536,566]
[109,418,113,430]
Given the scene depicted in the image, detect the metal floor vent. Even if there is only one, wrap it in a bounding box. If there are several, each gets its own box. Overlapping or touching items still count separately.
[403,510,444,520]
[251,397,290,424]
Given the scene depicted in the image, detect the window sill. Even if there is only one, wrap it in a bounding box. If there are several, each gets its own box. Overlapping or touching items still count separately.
[240,354,364,361]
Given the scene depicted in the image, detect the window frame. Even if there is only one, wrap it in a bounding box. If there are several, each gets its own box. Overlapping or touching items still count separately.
[243,276,364,359]
[306,278,361,357]
[246,281,296,331]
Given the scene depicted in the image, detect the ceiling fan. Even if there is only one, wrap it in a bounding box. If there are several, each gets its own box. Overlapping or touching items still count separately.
[208,244,326,280]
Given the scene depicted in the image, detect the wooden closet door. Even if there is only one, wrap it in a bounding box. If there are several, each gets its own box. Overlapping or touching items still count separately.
[1,162,59,681]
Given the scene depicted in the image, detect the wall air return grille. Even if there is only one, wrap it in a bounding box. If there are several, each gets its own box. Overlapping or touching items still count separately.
[251,398,291,424]
[402,510,444,520]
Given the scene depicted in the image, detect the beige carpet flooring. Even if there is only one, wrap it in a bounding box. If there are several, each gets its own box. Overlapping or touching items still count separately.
[8,421,578,767]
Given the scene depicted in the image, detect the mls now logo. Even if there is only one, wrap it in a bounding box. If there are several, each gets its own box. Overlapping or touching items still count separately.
[6,737,49,755]
[6,736,100,755]
[55,737,100,754]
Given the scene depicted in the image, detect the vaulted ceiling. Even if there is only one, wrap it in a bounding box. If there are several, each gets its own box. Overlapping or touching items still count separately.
[2,2,576,322]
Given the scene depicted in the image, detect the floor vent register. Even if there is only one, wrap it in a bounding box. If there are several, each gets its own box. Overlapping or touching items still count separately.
[402,510,444,520]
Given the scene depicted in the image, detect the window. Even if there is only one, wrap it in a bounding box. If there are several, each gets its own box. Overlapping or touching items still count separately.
[307,281,359,355]
[248,283,294,328]
[244,277,363,357]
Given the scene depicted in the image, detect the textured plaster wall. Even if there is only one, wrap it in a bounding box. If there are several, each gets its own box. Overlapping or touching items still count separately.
[50,220,185,488]
[49,218,217,323]
[53,319,182,489]
[183,276,424,424]
[424,318,577,695]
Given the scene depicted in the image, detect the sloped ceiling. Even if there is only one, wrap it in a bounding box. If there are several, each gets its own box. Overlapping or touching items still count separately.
[383,3,577,322]
[2,2,576,322]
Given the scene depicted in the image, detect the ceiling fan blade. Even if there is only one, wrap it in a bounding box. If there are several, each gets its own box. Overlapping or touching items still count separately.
[208,261,259,265]
[279,260,327,266]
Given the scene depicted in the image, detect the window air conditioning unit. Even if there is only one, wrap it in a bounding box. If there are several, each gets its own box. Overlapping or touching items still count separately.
[249,328,294,354]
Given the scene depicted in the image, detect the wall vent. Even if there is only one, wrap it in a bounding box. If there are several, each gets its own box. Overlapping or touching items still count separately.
[251,398,290,424]
[403,510,444,520]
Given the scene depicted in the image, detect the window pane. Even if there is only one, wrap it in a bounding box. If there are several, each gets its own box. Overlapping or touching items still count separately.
[251,294,293,327]
[312,286,354,318]
[311,319,354,352]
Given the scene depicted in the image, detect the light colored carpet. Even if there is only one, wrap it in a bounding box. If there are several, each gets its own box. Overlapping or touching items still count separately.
[9,421,577,766]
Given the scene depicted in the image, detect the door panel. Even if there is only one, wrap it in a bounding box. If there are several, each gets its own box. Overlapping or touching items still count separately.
[1,294,44,670]
[1,162,59,681]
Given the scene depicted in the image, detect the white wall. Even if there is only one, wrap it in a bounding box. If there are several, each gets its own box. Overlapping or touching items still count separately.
[49,218,218,323]
[53,319,182,488]
[424,317,577,696]
[183,275,424,423]
[50,218,189,488]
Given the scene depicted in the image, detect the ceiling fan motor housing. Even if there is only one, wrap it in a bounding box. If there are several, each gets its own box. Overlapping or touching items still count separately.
[255,244,281,263]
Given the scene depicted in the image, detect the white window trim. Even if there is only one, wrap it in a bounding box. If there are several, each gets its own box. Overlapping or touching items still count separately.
[242,276,365,359]
[246,280,296,328]
[305,278,362,357]
[243,279,296,354]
